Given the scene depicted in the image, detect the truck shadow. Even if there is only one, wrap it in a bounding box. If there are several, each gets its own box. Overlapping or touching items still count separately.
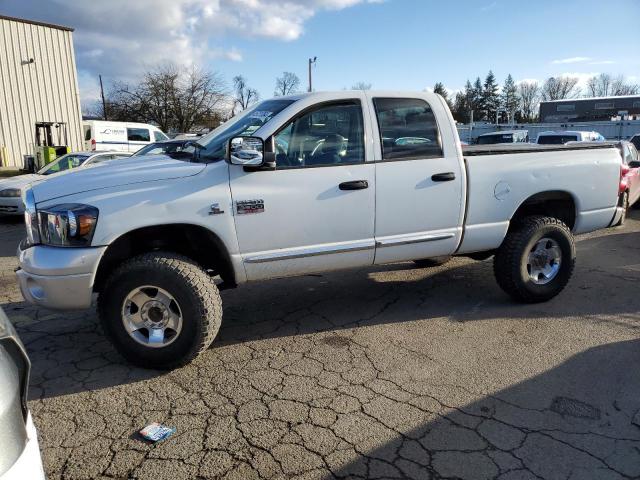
[217,228,640,346]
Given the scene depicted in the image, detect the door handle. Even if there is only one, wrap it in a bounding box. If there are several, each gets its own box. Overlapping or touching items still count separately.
[431,172,456,182]
[339,180,369,190]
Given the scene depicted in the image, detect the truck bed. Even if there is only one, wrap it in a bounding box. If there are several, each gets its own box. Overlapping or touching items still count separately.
[463,142,616,156]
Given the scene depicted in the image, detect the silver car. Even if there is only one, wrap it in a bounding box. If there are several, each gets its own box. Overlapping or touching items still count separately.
[0,308,44,480]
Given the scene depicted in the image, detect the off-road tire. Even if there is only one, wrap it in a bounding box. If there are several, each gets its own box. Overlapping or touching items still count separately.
[493,216,575,303]
[413,256,451,268]
[616,191,629,226]
[98,252,222,369]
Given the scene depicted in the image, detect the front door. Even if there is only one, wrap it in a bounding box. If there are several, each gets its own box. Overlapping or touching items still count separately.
[230,99,376,281]
[368,95,466,264]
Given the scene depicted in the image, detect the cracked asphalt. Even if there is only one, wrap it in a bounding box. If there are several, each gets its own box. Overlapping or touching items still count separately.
[1,212,640,480]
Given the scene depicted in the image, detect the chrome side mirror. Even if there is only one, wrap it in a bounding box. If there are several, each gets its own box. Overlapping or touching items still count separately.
[227,136,264,166]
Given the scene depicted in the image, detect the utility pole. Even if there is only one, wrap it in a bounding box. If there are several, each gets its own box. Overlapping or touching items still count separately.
[99,74,108,120]
[308,57,317,92]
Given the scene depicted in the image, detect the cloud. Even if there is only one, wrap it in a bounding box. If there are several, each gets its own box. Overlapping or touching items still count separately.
[2,0,382,102]
[551,56,591,64]
[480,1,497,11]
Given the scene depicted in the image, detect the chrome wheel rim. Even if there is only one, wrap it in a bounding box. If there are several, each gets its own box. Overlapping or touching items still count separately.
[526,237,562,285]
[122,286,183,348]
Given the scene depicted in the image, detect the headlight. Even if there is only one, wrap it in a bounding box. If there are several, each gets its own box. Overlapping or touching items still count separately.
[0,188,21,197]
[37,204,99,247]
[22,188,99,247]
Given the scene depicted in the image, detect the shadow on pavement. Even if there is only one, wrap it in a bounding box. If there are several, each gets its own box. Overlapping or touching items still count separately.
[330,338,640,479]
[1,221,639,400]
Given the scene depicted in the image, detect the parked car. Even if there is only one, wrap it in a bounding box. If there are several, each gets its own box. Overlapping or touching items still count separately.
[0,151,131,215]
[536,130,606,144]
[630,133,640,151]
[16,91,622,369]
[83,121,169,153]
[477,130,529,145]
[132,139,195,157]
[0,307,45,480]
[615,141,640,225]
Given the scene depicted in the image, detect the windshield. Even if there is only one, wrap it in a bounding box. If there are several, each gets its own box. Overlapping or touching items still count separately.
[538,135,578,145]
[477,134,513,145]
[38,154,90,175]
[193,99,296,162]
[134,142,191,156]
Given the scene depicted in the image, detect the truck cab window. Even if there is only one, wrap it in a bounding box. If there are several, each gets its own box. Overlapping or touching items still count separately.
[274,101,365,168]
[373,98,443,160]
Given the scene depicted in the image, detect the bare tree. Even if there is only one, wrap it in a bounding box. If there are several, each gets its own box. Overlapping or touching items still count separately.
[351,81,372,90]
[233,75,259,113]
[541,76,581,101]
[586,73,639,97]
[95,64,227,133]
[518,81,541,122]
[274,72,300,96]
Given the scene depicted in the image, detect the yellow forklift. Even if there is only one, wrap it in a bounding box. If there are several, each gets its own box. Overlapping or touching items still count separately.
[33,122,70,170]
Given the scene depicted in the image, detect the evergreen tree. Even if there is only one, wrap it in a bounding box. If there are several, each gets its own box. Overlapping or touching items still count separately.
[500,74,520,123]
[433,82,452,109]
[472,77,484,116]
[482,71,500,122]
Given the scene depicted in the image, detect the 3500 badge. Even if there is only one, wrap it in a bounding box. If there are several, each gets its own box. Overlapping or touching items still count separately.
[236,199,265,215]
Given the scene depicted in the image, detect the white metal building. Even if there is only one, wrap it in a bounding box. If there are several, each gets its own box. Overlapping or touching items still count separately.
[0,15,83,168]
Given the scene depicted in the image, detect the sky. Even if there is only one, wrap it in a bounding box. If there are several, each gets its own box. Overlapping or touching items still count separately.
[2,0,639,110]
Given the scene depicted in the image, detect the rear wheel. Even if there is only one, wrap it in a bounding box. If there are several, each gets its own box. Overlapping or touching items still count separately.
[98,252,222,369]
[494,216,575,303]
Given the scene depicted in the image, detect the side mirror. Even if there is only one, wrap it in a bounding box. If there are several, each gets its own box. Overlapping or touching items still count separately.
[227,136,264,166]
[629,160,640,168]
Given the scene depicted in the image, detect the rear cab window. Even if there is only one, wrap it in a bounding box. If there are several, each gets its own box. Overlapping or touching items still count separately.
[127,128,151,142]
[537,135,578,145]
[372,98,443,160]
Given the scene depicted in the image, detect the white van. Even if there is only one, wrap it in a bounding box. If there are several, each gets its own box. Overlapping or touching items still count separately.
[83,121,169,153]
[536,130,606,145]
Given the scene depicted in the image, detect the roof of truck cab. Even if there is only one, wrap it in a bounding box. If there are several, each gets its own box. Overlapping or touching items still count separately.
[537,130,599,136]
[278,90,443,101]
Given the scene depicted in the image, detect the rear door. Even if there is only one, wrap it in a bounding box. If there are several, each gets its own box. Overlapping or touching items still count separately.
[367,94,465,264]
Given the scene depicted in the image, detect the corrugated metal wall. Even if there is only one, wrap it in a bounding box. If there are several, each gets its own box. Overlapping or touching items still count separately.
[0,17,83,168]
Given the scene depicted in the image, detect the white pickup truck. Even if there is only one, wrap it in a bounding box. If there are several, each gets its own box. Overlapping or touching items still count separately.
[16,91,623,368]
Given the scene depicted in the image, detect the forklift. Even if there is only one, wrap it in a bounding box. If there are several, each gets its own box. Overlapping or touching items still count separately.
[33,122,70,170]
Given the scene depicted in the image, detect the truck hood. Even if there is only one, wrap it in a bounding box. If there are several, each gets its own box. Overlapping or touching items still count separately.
[30,156,207,204]
[0,174,41,192]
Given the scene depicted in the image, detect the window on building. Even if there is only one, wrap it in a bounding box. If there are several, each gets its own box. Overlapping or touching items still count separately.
[556,104,575,112]
[373,98,443,160]
[633,101,640,109]
[127,128,150,142]
[595,102,615,110]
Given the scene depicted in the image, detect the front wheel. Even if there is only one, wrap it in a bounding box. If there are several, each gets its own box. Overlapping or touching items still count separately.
[98,252,222,369]
[493,216,575,303]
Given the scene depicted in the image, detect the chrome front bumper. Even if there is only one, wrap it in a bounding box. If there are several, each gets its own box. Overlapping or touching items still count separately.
[16,245,106,310]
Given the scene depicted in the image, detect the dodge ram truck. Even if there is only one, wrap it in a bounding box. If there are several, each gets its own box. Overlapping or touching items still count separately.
[15,91,624,368]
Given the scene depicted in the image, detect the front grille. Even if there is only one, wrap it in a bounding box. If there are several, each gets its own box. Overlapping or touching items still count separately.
[0,205,18,213]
